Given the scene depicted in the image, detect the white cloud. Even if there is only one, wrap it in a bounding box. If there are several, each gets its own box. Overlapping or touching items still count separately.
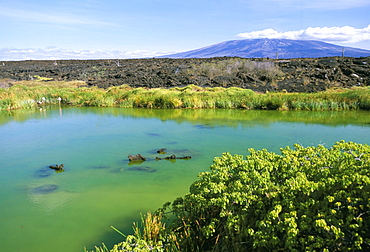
[0,6,115,26]
[237,25,370,43]
[0,47,171,61]
[259,0,370,10]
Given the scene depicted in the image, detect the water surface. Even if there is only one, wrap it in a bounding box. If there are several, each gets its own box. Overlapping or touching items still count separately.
[0,107,369,251]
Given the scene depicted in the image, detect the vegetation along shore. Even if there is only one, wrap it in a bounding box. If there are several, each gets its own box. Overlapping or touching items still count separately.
[0,83,369,111]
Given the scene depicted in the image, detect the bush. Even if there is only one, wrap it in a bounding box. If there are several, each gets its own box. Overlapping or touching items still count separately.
[94,141,370,251]
[165,141,370,251]
[185,58,283,82]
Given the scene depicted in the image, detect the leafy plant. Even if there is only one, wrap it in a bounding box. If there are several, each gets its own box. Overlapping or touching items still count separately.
[164,141,370,251]
[93,141,370,251]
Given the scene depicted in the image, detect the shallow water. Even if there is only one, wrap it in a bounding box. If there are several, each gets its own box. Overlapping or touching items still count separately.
[0,107,369,251]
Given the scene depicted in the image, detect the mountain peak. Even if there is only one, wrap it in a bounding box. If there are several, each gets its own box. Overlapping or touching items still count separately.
[161,39,370,59]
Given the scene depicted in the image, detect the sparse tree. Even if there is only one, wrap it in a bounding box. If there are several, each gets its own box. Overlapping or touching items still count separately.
[113,60,120,67]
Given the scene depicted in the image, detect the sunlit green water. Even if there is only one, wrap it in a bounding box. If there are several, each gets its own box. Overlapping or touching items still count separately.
[0,107,369,251]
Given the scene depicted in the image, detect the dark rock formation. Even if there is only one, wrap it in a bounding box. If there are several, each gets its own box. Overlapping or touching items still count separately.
[165,154,177,160]
[157,148,167,154]
[128,154,146,161]
[156,154,191,160]
[1,57,369,93]
[49,164,64,171]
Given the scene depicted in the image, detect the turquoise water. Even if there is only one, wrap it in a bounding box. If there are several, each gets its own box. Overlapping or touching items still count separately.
[0,107,369,251]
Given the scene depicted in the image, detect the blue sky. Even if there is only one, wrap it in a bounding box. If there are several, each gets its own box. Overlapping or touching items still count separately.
[1,0,369,60]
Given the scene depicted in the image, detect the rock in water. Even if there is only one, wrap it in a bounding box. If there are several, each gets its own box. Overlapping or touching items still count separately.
[157,148,167,154]
[128,154,146,161]
[49,164,64,171]
[156,155,192,160]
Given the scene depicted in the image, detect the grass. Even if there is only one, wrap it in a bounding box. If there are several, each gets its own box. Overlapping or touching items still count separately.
[87,212,179,252]
[1,81,370,111]
[11,79,85,88]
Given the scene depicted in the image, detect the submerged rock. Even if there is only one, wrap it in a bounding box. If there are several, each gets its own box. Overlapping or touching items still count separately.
[147,133,161,137]
[35,167,53,178]
[90,165,110,169]
[126,166,157,173]
[32,184,59,194]
[194,124,213,129]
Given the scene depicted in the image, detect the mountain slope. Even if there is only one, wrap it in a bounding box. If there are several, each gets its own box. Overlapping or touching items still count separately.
[161,39,370,58]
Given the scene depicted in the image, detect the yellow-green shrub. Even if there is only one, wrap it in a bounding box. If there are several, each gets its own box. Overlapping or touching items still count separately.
[162,141,370,251]
[94,141,370,251]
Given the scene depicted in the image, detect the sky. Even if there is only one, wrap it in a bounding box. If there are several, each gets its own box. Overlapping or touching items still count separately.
[0,0,370,60]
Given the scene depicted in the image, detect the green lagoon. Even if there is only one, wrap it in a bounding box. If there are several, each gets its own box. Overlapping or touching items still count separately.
[0,107,369,251]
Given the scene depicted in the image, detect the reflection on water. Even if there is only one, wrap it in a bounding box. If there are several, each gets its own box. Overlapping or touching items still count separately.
[0,107,369,252]
[1,106,370,127]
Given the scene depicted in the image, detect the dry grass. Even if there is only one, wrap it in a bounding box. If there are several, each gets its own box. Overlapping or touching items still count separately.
[11,80,86,88]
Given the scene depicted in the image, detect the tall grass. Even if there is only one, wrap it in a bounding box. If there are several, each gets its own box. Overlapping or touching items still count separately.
[1,82,369,111]
[87,212,179,252]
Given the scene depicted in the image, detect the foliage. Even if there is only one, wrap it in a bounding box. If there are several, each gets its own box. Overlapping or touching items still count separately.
[163,140,370,251]
[92,141,370,251]
[1,83,370,111]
